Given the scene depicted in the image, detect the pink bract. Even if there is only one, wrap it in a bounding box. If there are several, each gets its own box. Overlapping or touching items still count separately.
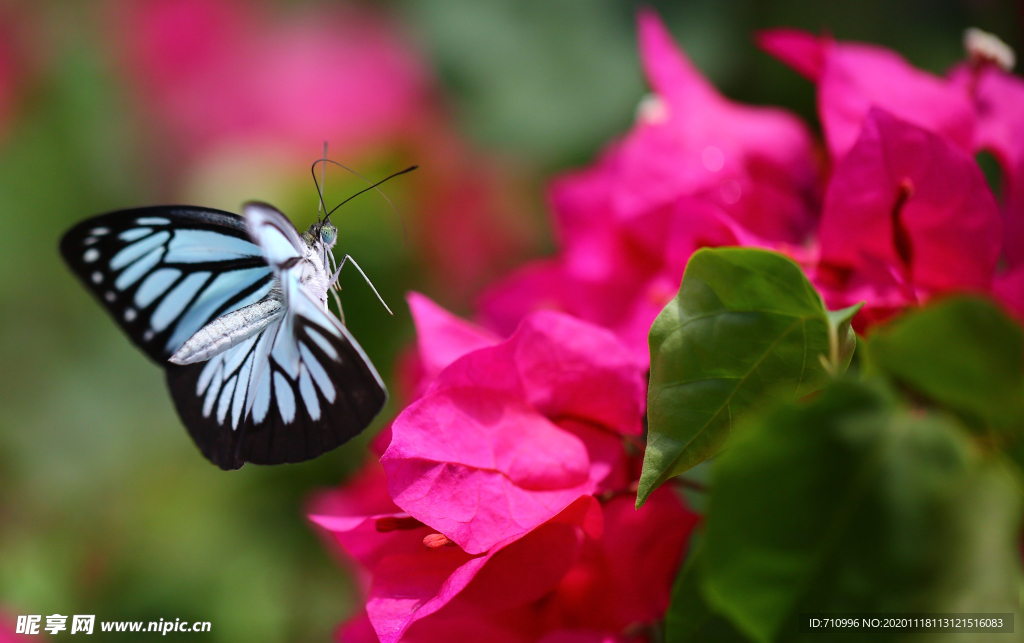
[382,311,644,555]
[317,473,695,643]
[960,64,1024,266]
[815,108,1001,322]
[759,29,975,161]
[479,9,820,363]
[407,292,500,388]
[620,10,818,242]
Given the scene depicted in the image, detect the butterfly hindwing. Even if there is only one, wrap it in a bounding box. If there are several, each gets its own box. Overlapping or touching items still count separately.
[60,206,274,363]
[165,271,387,469]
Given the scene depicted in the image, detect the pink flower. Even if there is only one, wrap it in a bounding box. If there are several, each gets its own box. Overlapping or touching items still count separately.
[953,62,1024,267]
[623,11,819,241]
[313,467,694,643]
[311,464,603,642]
[310,298,695,642]
[382,310,644,555]
[758,29,975,161]
[113,0,429,158]
[479,10,819,363]
[406,291,501,395]
[813,109,1001,326]
[479,190,803,362]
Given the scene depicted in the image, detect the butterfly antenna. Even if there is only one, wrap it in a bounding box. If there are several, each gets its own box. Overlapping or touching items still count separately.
[310,143,331,224]
[317,141,328,224]
[321,162,415,247]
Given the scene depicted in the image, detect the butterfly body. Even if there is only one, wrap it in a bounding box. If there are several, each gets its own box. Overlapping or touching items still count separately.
[61,202,387,470]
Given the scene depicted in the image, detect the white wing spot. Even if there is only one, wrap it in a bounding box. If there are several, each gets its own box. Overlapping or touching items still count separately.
[135,268,181,308]
[136,217,171,225]
[124,308,137,322]
[252,368,272,424]
[114,247,163,291]
[304,326,338,361]
[109,231,170,270]
[91,272,103,284]
[151,271,210,332]
[104,291,116,302]
[144,330,154,341]
[118,227,152,242]
[84,237,99,245]
[202,362,224,418]
[273,372,296,423]
[300,343,335,403]
[90,227,110,236]
[83,248,100,263]
[231,353,254,429]
[217,375,236,424]
[196,355,222,395]
[298,364,320,421]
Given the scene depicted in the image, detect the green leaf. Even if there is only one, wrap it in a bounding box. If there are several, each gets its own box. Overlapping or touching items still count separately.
[639,248,855,506]
[666,545,752,643]
[866,296,1024,436]
[702,381,1022,643]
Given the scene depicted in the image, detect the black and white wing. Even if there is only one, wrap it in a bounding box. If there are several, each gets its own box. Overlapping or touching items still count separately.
[164,203,387,469]
[60,206,274,362]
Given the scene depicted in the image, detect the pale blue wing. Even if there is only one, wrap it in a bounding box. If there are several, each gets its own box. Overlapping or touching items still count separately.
[61,206,274,362]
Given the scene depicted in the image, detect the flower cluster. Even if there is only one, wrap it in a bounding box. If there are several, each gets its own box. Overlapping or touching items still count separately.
[309,9,1023,642]
[480,10,1021,362]
[311,294,698,642]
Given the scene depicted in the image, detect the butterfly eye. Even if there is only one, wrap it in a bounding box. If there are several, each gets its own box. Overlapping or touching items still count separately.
[320,224,337,247]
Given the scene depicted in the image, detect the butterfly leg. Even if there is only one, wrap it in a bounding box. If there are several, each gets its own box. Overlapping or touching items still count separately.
[330,254,393,316]
[327,251,346,325]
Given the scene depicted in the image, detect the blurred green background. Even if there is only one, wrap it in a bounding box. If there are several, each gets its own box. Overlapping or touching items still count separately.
[0,0,1019,640]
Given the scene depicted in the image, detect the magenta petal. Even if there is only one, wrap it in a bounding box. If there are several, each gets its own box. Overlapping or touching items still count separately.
[548,155,621,278]
[815,39,974,160]
[334,611,379,643]
[308,461,431,571]
[599,490,699,625]
[384,312,642,553]
[407,291,501,381]
[626,10,818,241]
[478,259,570,338]
[508,313,645,434]
[456,519,587,612]
[972,66,1024,171]
[970,67,1024,266]
[383,391,593,554]
[367,547,485,643]
[636,8,718,106]
[367,498,600,643]
[819,109,1000,294]
[538,633,625,643]
[402,610,533,643]
[757,29,826,80]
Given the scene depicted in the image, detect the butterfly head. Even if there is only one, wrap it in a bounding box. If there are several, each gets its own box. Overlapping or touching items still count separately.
[306,220,338,251]
[319,221,337,249]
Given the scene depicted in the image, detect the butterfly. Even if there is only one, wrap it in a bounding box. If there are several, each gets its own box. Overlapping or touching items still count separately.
[59,168,409,470]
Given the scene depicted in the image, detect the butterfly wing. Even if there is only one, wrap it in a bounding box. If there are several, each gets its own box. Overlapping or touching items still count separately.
[60,206,274,362]
[164,203,387,469]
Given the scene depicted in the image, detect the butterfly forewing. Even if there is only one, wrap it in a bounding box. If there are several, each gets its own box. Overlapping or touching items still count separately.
[60,206,273,362]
